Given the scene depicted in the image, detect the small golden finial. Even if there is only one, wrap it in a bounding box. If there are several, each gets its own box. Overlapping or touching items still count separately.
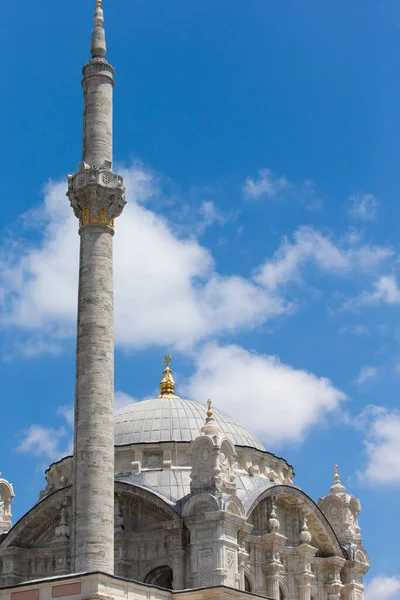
[96,0,103,8]
[334,464,340,483]
[158,354,177,398]
[207,399,213,419]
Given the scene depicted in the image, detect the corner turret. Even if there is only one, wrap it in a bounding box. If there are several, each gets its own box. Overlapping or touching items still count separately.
[0,476,15,536]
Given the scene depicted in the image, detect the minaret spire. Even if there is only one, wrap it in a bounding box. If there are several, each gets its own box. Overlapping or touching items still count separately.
[91,0,106,59]
[67,0,125,576]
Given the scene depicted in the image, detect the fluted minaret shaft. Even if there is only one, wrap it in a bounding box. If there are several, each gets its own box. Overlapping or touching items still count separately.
[67,0,126,575]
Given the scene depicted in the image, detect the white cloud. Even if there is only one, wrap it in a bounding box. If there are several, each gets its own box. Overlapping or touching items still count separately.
[0,165,393,357]
[256,226,392,292]
[0,164,288,354]
[242,169,322,209]
[183,342,346,447]
[17,404,77,462]
[243,168,289,200]
[354,366,379,386]
[348,193,378,221]
[357,275,400,306]
[17,425,67,460]
[359,406,400,485]
[57,405,74,427]
[365,576,400,600]
[339,324,369,336]
[114,391,138,410]
[17,392,137,463]
[198,200,226,231]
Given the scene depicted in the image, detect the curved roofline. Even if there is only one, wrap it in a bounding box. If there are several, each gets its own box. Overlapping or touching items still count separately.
[246,484,345,558]
[0,485,71,548]
[45,454,73,475]
[1,479,180,549]
[115,480,180,517]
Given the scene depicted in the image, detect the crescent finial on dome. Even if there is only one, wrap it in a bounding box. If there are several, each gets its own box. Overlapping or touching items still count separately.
[158,354,178,398]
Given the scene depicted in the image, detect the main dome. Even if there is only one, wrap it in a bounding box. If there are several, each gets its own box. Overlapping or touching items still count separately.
[114,397,265,451]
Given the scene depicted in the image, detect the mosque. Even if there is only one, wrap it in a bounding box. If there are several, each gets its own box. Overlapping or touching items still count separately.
[0,2,370,599]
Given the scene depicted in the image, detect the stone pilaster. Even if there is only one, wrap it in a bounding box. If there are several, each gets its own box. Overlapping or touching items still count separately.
[326,580,344,600]
[295,543,317,600]
[264,556,282,599]
[263,531,287,600]
[296,569,314,600]
[237,525,252,591]
[342,559,369,600]
[324,556,345,600]
[67,1,126,576]
[170,549,186,590]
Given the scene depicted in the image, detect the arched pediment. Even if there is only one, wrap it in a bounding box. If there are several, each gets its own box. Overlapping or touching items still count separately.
[0,486,71,549]
[182,493,220,517]
[246,485,344,558]
[115,481,179,531]
[224,494,245,518]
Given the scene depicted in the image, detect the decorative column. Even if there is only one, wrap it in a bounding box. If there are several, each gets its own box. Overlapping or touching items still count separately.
[342,560,369,600]
[67,0,126,575]
[295,519,317,600]
[296,568,314,600]
[324,557,345,600]
[263,500,287,600]
[326,581,344,600]
[51,503,70,575]
[264,555,282,600]
[237,525,252,591]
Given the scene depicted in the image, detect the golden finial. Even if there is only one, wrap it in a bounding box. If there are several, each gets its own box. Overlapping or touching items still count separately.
[158,354,177,398]
[334,464,340,483]
[96,0,103,8]
[207,399,213,419]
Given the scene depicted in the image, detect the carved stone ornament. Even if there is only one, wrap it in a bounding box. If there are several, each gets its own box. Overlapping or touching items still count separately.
[0,478,15,534]
[67,163,126,231]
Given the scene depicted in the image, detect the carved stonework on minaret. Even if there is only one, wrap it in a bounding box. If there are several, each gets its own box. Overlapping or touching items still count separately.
[0,477,15,535]
[68,163,125,231]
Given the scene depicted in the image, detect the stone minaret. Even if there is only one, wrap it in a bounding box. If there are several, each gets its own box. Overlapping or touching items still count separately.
[67,0,126,575]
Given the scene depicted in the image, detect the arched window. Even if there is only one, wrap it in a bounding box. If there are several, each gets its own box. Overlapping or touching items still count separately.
[145,566,173,590]
[244,575,252,592]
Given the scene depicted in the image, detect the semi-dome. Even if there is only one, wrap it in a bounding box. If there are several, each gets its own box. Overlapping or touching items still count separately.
[114,396,265,451]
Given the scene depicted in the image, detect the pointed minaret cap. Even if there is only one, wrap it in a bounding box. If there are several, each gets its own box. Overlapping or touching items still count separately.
[158,354,179,398]
[91,0,106,59]
[330,464,346,495]
[201,399,221,436]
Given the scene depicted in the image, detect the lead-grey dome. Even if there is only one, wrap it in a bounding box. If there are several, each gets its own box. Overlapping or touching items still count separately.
[114,397,265,451]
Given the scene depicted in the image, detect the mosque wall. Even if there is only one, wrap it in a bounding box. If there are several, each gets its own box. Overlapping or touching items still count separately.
[0,572,260,600]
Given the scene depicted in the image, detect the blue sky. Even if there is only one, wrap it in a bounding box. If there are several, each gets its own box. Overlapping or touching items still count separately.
[1,0,400,596]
